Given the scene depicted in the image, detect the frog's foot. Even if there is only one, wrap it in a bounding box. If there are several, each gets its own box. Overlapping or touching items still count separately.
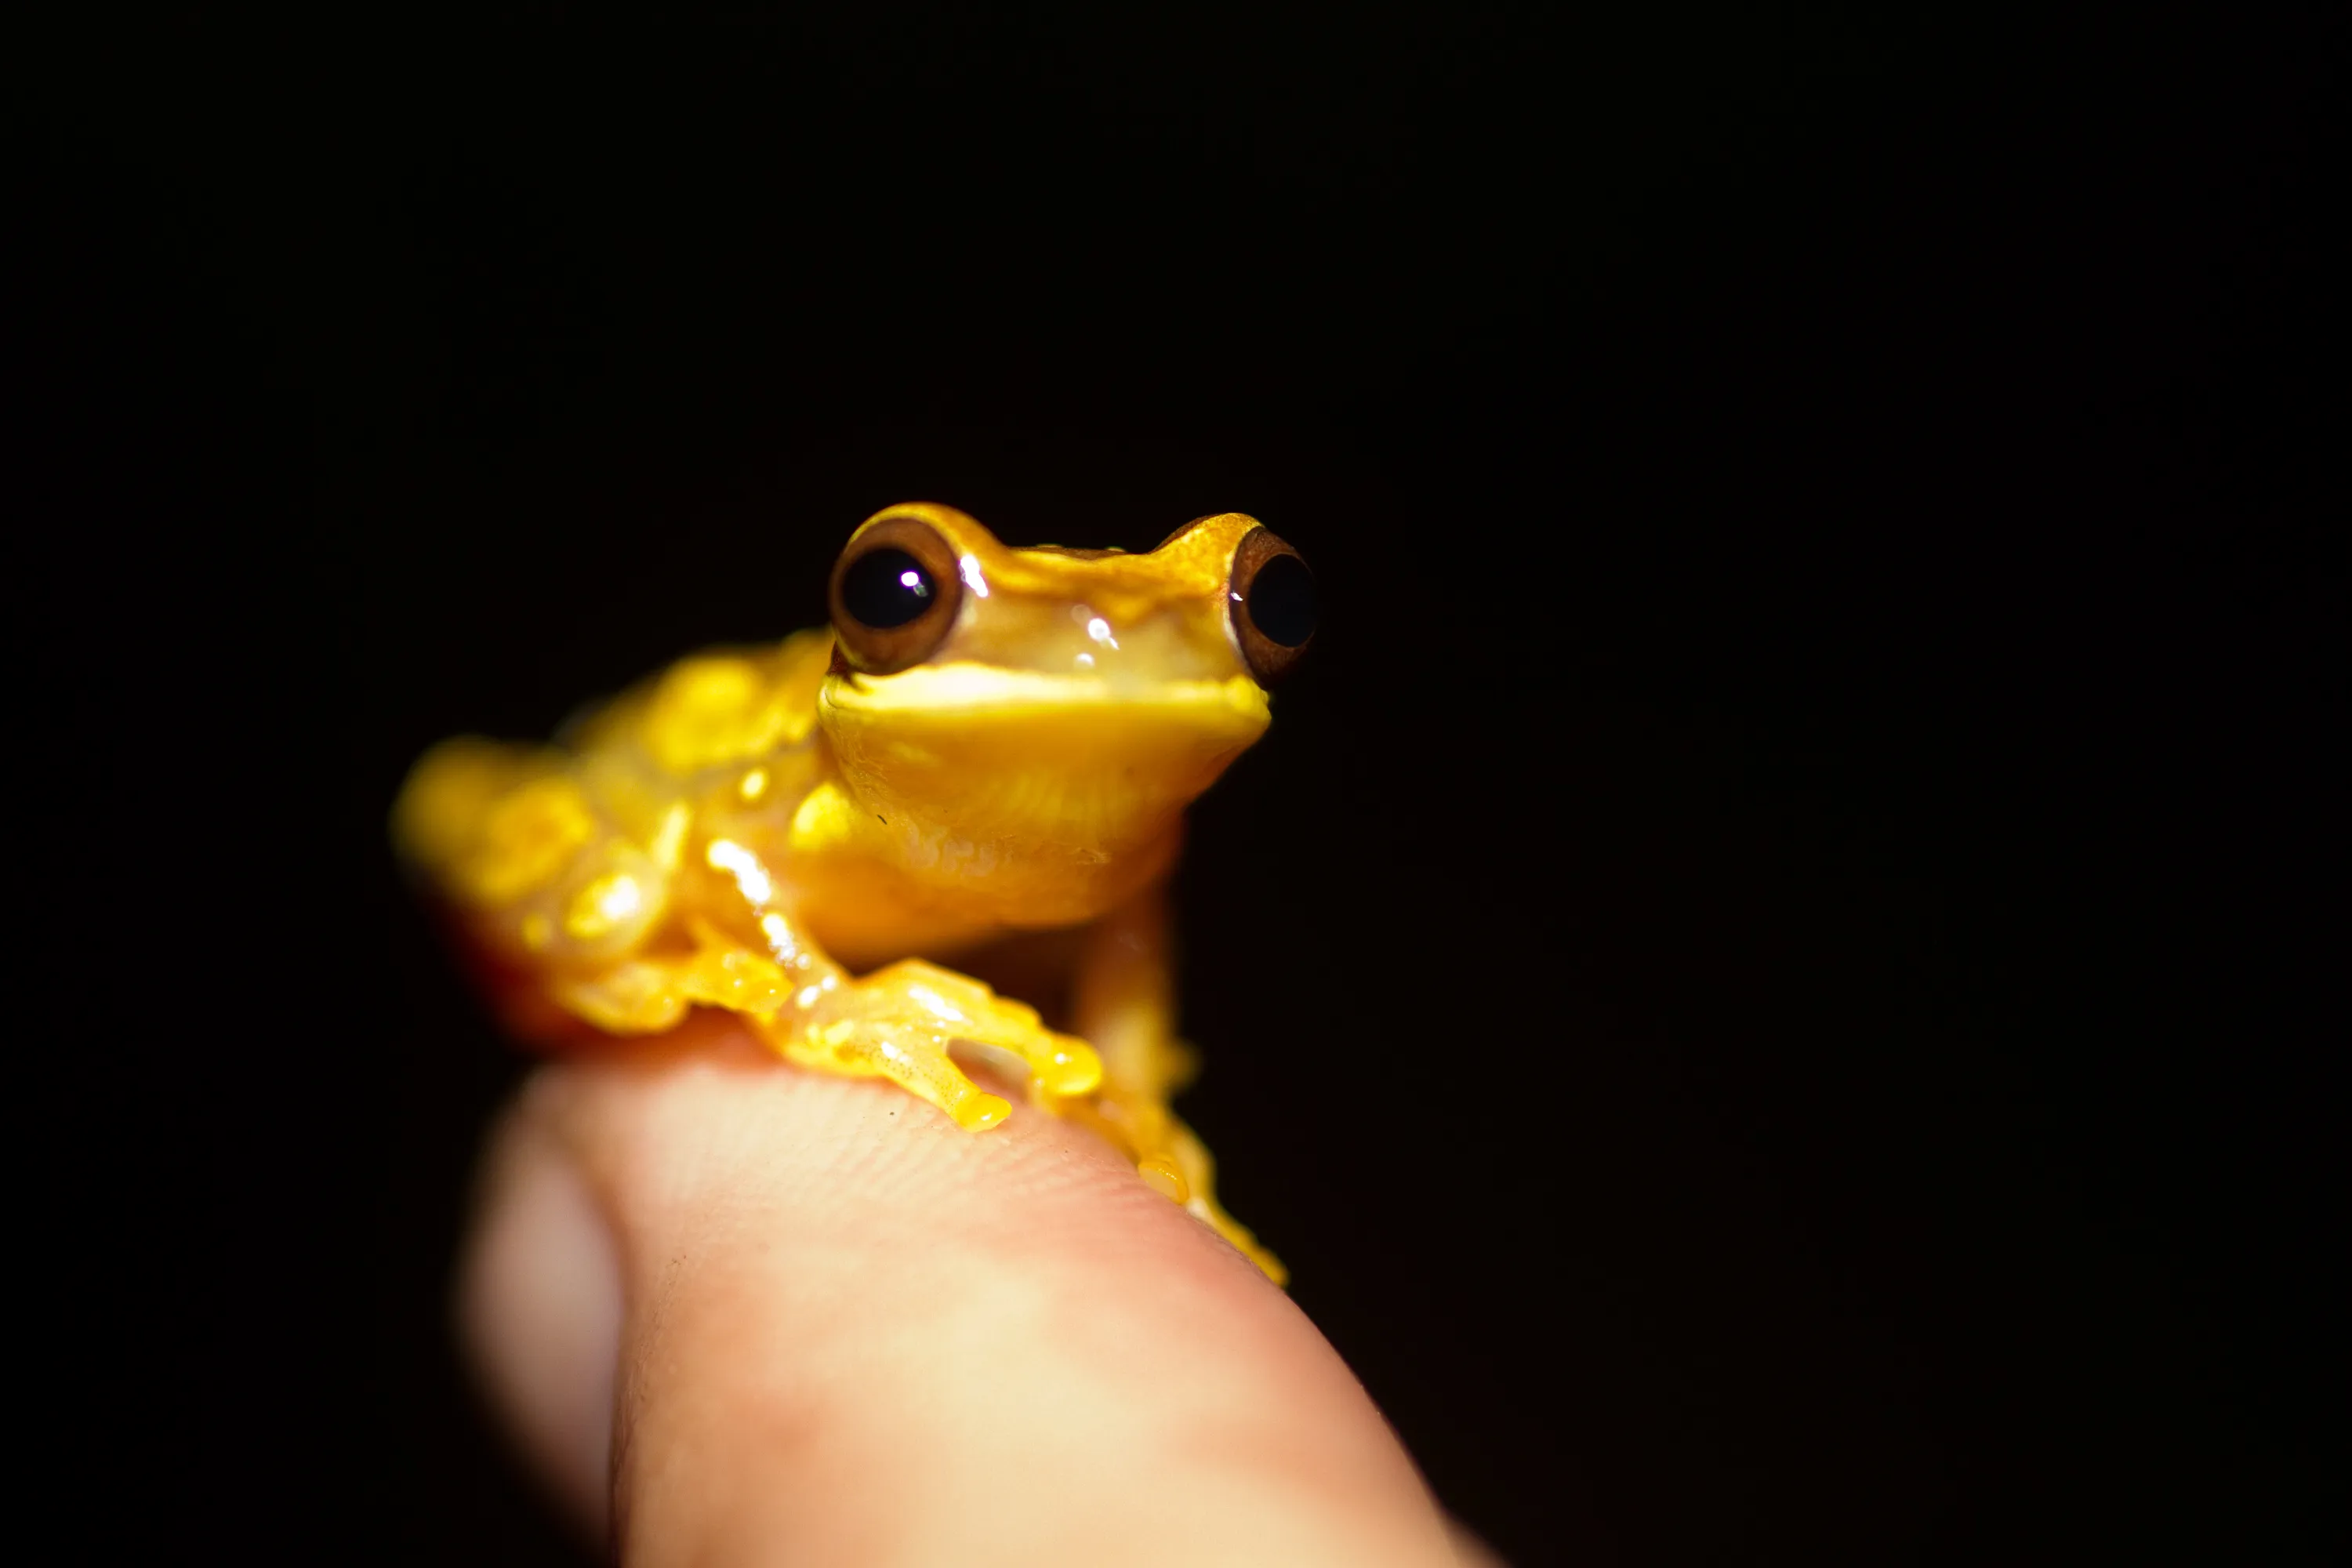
[1169,1121,1285,1284]
[762,960,1104,1132]
[1069,1091,1287,1285]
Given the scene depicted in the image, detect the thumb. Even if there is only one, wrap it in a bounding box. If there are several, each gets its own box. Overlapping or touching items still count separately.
[457,1022,1479,1566]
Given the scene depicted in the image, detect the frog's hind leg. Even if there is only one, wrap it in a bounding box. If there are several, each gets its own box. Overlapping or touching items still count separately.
[1062,1091,1286,1284]
[1067,892,1286,1284]
[1163,1120,1284,1287]
[395,738,684,1018]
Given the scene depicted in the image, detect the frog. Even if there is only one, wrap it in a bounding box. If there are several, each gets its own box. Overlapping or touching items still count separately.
[394,503,1319,1281]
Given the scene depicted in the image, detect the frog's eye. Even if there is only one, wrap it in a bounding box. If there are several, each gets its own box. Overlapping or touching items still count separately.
[829,517,965,673]
[1228,527,1318,684]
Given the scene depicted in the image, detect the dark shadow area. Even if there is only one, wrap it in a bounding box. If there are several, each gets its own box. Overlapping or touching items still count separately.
[11,7,2336,1564]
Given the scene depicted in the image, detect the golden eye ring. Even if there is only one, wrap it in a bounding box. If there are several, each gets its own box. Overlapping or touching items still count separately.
[1227,527,1317,684]
[828,516,966,674]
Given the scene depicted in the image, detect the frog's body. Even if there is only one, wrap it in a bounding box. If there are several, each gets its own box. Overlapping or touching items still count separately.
[395,503,1315,1280]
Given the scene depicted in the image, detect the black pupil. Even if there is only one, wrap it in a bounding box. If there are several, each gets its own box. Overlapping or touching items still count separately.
[1246,554,1318,647]
[840,548,937,629]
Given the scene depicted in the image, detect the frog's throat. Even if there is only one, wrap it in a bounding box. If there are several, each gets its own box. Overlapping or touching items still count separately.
[814,665,1271,905]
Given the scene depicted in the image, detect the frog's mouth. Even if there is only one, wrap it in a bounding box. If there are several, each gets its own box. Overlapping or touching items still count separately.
[821,662,1271,721]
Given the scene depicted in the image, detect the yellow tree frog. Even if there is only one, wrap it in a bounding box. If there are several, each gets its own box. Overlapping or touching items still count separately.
[394,503,1318,1280]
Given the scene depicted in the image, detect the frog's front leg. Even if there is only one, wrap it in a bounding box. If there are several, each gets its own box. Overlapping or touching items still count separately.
[557,916,1102,1133]
[1065,891,1286,1283]
[769,956,1103,1131]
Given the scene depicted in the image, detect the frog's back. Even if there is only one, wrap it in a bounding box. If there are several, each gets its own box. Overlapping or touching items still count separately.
[393,629,836,979]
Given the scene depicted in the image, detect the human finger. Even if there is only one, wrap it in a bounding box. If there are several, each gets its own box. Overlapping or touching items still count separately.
[458,1022,1474,1566]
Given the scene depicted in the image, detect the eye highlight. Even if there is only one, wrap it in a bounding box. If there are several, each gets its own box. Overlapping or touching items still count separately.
[1228,527,1317,684]
[829,517,964,673]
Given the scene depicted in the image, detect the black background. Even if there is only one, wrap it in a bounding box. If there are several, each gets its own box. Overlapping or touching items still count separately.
[9,7,2339,1565]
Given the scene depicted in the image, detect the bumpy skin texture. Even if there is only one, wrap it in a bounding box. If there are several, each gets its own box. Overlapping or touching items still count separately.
[396,504,1293,1279]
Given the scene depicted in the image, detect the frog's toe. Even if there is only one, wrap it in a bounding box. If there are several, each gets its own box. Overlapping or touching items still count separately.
[856,1033,1010,1131]
[951,1091,1014,1131]
[1136,1154,1190,1203]
[1033,1032,1103,1098]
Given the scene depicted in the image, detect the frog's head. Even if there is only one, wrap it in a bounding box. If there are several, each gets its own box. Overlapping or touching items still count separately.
[815,503,1316,920]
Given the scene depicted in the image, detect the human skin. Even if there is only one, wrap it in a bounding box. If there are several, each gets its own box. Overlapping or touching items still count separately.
[459,1018,1494,1566]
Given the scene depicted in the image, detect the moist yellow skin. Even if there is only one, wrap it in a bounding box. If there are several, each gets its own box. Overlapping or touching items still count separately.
[395,503,1288,1279]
